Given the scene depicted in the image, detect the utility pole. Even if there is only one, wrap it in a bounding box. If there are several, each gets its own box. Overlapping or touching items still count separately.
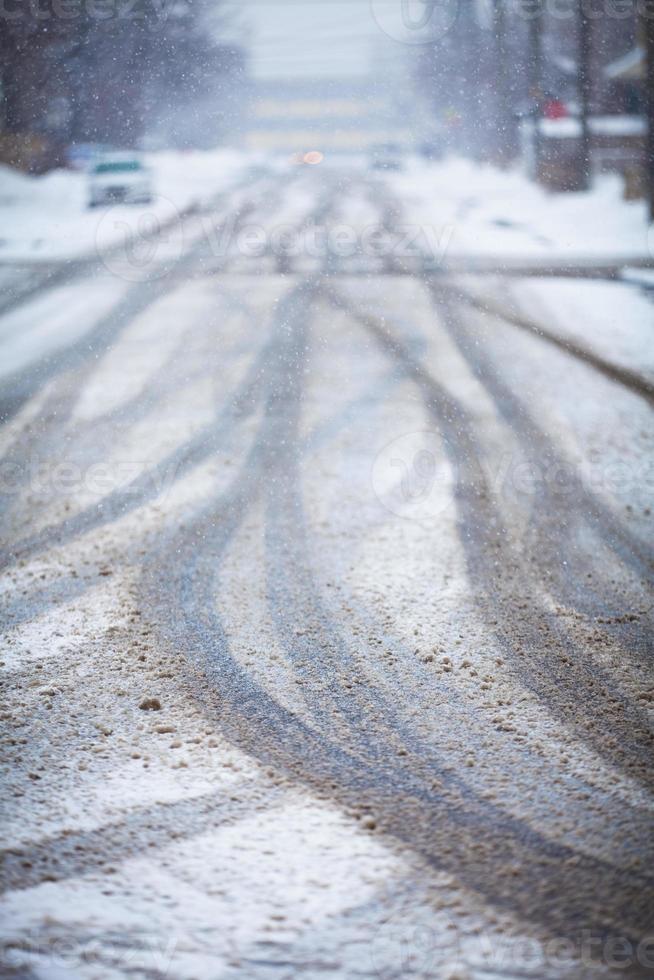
[645,10,654,221]
[528,0,543,179]
[577,3,592,191]
[493,0,512,166]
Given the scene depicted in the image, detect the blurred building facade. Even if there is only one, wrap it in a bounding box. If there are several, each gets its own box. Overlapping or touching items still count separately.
[245,76,415,154]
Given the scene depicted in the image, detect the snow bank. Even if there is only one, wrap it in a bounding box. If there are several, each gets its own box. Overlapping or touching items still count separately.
[0,149,255,263]
[391,157,652,264]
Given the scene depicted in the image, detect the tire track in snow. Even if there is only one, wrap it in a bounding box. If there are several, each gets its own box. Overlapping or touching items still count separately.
[325,284,654,794]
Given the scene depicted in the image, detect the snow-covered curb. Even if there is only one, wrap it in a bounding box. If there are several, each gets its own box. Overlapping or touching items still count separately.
[390,157,654,266]
[0,149,256,265]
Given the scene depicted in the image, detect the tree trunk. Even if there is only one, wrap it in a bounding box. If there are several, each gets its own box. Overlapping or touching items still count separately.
[1,38,49,134]
[493,0,513,166]
[645,11,654,222]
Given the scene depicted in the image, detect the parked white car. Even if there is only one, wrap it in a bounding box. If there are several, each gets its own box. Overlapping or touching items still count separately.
[88,155,153,207]
[369,142,403,172]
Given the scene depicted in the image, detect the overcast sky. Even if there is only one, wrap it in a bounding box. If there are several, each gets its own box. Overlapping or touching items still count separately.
[229,0,396,79]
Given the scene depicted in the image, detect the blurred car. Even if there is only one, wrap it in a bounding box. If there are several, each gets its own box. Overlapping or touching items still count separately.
[290,150,324,166]
[369,142,403,171]
[68,142,114,171]
[418,138,443,161]
[88,155,152,207]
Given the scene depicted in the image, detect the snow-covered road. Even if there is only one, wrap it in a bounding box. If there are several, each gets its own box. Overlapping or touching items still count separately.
[1,159,653,980]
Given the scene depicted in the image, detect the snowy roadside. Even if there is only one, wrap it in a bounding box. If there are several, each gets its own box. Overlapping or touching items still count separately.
[506,277,654,383]
[388,157,654,392]
[0,149,259,268]
[391,157,653,267]
[445,274,654,392]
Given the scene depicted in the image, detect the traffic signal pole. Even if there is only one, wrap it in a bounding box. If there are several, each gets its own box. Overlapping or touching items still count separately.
[528,1,543,178]
[578,4,592,191]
